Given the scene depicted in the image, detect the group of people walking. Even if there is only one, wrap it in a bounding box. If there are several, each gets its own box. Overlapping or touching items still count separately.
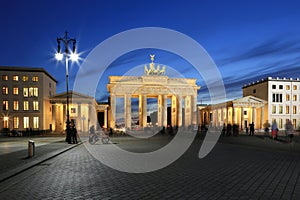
[263,119,294,142]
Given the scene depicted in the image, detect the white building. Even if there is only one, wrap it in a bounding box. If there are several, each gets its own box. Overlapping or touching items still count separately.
[0,66,56,133]
[243,77,300,130]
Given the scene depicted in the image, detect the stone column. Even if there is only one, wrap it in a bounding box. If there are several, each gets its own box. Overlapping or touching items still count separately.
[142,95,147,127]
[232,106,235,124]
[192,95,197,125]
[124,94,131,129]
[163,95,168,127]
[77,104,82,131]
[157,95,163,127]
[104,108,107,128]
[51,104,56,132]
[241,107,244,129]
[177,95,182,127]
[184,96,191,127]
[252,107,256,127]
[171,95,177,126]
[109,94,116,128]
[260,105,264,129]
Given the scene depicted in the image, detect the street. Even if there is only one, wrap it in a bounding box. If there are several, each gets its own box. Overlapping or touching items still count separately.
[0,135,299,199]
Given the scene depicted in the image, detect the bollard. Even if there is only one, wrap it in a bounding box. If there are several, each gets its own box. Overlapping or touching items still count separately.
[28,140,35,158]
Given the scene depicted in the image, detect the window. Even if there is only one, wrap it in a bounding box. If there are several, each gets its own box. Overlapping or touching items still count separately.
[3,116,8,128]
[13,101,19,110]
[3,100,8,110]
[13,117,19,129]
[293,85,297,90]
[293,119,297,129]
[33,117,39,129]
[33,101,39,111]
[253,89,256,94]
[286,94,290,101]
[279,106,283,114]
[13,87,19,95]
[13,75,19,81]
[23,117,29,129]
[29,87,38,97]
[49,83,52,88]
[279,85,283,89]
[32,76,38,82]
[293,95,297,101]
[24,101,29,110]
[272,85,276,89]
[22,76,28,81]
[286,85,290,90]
[286,106,290,114]
[2,75,8,81]
[23,88,29,97]
[272,105,276,114]
[244,110,247,115]
[293,106,297,114]
[279,118,283,129]
[71,108,76,113]
[2,86,8,94]
[272,93,282,102]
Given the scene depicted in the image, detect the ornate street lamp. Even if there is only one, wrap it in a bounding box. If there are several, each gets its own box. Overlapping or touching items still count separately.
[55,31,78,144]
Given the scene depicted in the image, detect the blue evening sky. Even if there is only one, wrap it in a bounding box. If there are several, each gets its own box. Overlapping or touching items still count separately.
[1,0,300,104]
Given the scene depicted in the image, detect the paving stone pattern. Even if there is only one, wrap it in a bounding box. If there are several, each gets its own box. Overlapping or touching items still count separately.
[0,136,299,199]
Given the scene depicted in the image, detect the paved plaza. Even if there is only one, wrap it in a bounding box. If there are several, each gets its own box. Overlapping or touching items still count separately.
[0,133,300,199]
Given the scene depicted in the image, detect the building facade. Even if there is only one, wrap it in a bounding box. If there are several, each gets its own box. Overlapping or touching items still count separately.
[243,77,300,130]
[0,66,56,132]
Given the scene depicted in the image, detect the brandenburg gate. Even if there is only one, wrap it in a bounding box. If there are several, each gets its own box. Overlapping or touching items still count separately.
[107,55,200,129]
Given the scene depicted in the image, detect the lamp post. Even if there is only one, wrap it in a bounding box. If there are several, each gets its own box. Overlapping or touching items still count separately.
[55,31,78,144]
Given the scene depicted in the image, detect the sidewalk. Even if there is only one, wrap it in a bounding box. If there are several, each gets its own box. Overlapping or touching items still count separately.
[0,134,82,182]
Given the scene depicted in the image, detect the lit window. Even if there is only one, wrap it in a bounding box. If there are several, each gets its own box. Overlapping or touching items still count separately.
[286,85,290,90]
[13,101,19,110]
[2,86,8,95]
[2,75,8,81]
[279,106,283,114]
[3,116,8,128]
[293,95,297,101]
[33,117,39,129]
[293,106,297,114]
[23,88,29,97]
[24,101,29,110]
[272,105,276,114]
[13,87,19,95]
[13,117,19,129]
[33,101,39,111]
[293,119,297,129]
[22,76,28,82]
[279,118,283,129]
[13,75,19,81]
[2,100,8,110]
[286,94,290,101]
[29,87,38,97]
[23,117,29,128]
[286,106,290,114]
[32,76,38,82]
[293,85,297,90]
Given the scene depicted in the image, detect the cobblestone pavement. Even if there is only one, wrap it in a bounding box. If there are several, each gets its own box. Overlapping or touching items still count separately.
[0,135,300,199]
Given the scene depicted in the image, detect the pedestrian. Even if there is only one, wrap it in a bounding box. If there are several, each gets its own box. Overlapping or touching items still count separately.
[263,120,271,139]
[271,120,278,140]
[249,122,255,136]
[71,125,78,144]
[285,119,294,143]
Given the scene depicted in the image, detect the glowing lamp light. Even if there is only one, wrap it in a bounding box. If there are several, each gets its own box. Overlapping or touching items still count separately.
[4,116,8,121]
[55,52,63,61]
[70,52,79,62]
